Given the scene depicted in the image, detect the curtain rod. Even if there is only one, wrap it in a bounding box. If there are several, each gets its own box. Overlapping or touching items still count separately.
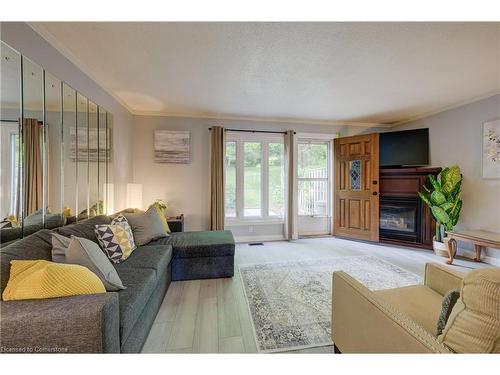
[208,127,295,135]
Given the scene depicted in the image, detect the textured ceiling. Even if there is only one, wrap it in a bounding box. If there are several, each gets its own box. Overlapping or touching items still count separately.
[30,22,500,125]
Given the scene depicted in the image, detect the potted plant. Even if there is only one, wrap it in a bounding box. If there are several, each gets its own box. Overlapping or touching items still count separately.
[417,165,463,257]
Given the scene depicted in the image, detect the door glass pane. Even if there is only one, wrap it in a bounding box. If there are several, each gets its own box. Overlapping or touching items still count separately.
[225,141,236,217]
[298,180,328,216]
[349,160,362,191]
[244,142,261,217]
[268,142,284,217]
[298,143,328,178]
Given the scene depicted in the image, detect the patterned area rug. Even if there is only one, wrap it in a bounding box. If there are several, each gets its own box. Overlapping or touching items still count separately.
[239,255,422,353]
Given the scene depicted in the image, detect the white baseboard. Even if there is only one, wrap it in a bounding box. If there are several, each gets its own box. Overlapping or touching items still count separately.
[460,249,500,267]
[235,235,286,244]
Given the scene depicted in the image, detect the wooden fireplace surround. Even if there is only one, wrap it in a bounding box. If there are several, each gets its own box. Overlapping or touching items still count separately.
[379,167,441,249]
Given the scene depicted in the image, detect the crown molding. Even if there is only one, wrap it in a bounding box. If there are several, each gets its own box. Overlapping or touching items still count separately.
[130,110,389,128]
[388,90,500,127]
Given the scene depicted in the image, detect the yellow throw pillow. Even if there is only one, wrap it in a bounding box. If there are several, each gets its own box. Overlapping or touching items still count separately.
[438,267,500,353]
[2,260,106,301]
[148,203,171,233]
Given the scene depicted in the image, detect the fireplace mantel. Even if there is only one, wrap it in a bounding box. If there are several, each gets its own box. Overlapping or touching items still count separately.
[379,167,441,249]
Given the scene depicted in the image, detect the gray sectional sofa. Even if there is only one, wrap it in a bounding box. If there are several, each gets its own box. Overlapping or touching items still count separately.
[0,215,235,353]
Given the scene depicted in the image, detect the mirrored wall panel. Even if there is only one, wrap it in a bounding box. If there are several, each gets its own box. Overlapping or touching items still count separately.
[76,92,88,220]
[0,41,21,231]
[44,72,63,229]
[98,108,107,215]
[106,113,114,214]
[0,40,113,244]
[88,101,99,217]
[21,57,44,230]
[62,83,77,222]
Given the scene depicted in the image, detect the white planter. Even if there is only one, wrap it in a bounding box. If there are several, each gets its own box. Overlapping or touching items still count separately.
[433,237,449,258]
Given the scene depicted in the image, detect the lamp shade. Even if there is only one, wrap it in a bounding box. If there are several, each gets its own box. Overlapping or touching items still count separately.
[103,183,114,215]
[126,183,143,209]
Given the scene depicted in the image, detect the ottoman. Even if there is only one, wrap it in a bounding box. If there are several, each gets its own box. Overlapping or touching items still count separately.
[166,230,235,281]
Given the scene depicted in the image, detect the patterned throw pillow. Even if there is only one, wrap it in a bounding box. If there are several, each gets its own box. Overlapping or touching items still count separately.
[436,289,460,336]
[112,214,137,250]
[94,223,136,264]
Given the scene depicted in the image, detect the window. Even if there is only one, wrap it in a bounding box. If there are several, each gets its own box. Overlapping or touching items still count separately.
[268,142,284,217]
[225,132,284,221]
[297,141,329,216]
[244,142,262,216]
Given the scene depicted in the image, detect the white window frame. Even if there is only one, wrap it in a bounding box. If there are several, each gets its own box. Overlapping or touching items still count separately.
[296,138,332,218]
[225,131,285,225]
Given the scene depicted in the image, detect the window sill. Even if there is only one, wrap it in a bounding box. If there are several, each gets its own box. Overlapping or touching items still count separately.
[225,218,285,227]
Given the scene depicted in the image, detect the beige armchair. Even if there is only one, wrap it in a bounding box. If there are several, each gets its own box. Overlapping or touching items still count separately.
[331,262,464,353]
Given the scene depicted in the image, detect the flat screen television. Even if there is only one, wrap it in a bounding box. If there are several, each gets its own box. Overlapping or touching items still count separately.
[379,128,429,167]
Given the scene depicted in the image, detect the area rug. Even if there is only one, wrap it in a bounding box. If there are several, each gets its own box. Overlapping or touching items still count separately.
[239,255,423,353]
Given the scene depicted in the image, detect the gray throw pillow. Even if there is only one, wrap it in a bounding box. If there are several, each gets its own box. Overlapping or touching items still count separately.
[51,232,71,263]
[123,208,167,246]
[66,235,125,291]
[436,288,460,336]
[24,209,44,226]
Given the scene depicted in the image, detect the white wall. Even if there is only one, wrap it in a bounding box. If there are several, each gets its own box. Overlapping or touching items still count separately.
[393,94,500,261]
[0,22,134,210]
[132,115,384,232]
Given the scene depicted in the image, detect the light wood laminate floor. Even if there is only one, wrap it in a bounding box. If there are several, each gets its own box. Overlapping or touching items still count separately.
[142,237,491,353]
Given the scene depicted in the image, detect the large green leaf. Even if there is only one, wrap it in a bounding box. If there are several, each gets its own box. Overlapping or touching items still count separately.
[417,191,432,207]
[431,191,446,206]
[441,165,462,194]
[449,199,463,226]
[431,206,450,224]
[428,174,441,191]
[440,202,454,212]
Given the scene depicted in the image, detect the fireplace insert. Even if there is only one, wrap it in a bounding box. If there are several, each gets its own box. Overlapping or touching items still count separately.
[380,196,422,243]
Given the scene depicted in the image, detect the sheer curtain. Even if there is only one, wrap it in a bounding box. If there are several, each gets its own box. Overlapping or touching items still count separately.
[209,126,225,230]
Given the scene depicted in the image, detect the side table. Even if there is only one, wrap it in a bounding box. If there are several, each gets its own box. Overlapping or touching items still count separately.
[167,214,184,233]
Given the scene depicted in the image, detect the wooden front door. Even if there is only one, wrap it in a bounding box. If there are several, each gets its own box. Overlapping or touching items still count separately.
[334,134,379,242]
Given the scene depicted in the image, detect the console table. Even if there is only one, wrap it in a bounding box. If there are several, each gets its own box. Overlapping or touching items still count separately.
[445,229,500,265]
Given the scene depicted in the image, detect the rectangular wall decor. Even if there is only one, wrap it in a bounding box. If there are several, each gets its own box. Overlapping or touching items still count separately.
[70,127,111,162]
[154,130,190,163]
[482,120,500,179]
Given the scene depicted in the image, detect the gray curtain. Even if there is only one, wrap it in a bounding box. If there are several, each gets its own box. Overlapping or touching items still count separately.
[284,130,296,240]
[209,126,225,230]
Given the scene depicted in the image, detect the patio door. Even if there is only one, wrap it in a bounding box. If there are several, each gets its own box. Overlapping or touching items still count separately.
[297,139,332,236]
[333,133,379,241]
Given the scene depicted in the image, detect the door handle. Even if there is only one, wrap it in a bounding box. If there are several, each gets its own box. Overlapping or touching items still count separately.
[373,180,378,185]
[372,191,378,196]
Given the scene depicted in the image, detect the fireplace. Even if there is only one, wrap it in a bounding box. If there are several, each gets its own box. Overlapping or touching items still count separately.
[379,167,441,249]
[380,196,421,243]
